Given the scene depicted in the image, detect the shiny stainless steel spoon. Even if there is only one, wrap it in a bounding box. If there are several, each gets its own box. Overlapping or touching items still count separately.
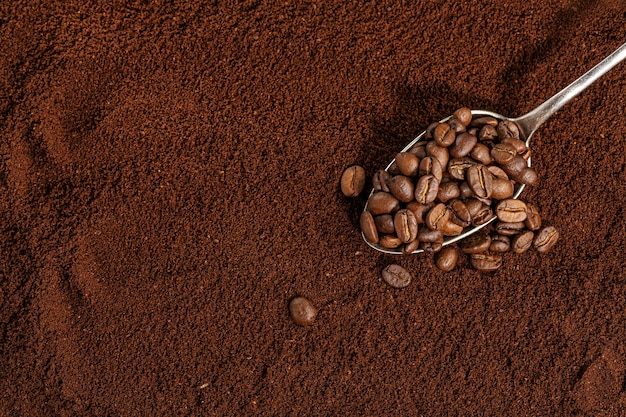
[364,41,626,254]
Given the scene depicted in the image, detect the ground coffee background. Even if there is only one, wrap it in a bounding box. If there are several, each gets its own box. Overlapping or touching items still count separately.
[1,1,625,415]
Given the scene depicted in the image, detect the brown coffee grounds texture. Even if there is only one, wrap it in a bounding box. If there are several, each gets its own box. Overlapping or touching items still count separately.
[1,1,625,415]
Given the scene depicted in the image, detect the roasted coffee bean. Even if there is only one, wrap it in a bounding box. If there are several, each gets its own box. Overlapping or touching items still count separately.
[487,165,509,180]
[495,221,526,236]
[521,148,532,161]
[435,246,459,272]
[387,175,415,203]
[448,157,475,181]
[490,143,517,164]
[459,181,474,198]
[502,155,528,182]
[360,211,379,244]
[414,175,439,204]
[524,203,542,231]
[436,181,460,203]
[440,219,463,236]
[470,116,498,128]
[379,235,403,249]
[478,124,498,141]
[409,143,427,159]
[470,253,503,272]
[471,205,493,226]
[426,141,449,172]
[394,209,418,243]
[372,170,391,192]
[491,178,515,200]
[420,241,443,253]
[289,297,318,326]
[496,120,520,140]
[381,264,413,288]
[490,235,510,253]
[402,238,421,254]
[374,214,395,234]
[460,232,491,254]
[387,160,400,175]
[406,201,432,224]
[395,152,420,177]
[418,227,443,244]
[534,226,559,253]
[434,122,456,147]
[519,167,538,186]
[501,137,527,154]
[448,116,466,133]
[466,164,493,199]
[512,230,534,254]
[449,132,477,158]
[448,199,471,227]
[341,165,366,197]
[470,143,492,165]
[367,192,400,215]
[425,203,450,231]
[495,199,527,222]
[453,107,472,126]
[425,121,440,139]
[467,127,479,136]
[419,157,443,181]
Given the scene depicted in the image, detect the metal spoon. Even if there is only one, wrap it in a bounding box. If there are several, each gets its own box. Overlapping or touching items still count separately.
[364,41,626,254]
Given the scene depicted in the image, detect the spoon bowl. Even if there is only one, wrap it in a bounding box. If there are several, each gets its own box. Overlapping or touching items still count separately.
[363,42,626,254]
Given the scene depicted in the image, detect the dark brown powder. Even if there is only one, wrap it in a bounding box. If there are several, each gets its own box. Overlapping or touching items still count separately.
[1,1,625,415]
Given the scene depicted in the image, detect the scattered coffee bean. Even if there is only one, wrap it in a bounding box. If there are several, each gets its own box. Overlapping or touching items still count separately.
[381,264,413,288]
[341,165,366,197]
[460,232,491,254]
[489,235,510,253]
[470,253,503,272]
[436,246,459,271]
[289,297,318,326]
[511,230,534,254]
[534,226,560,253]
[524,203,542,231]
[495,199,528,222]
[495,220,526,236]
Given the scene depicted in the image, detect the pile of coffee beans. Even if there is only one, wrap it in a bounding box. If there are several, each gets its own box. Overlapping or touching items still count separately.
[340,107,559,276]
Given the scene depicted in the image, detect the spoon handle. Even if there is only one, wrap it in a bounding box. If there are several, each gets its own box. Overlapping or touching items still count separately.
[513,41,626,141]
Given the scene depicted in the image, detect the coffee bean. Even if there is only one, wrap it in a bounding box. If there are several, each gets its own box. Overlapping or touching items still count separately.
[491,178,515,200]
[495,199,527,222]
[341,165,366,197]
[387,160,400,175]
[465,198,493,226]
[448,199,471,227]
[435,246,459,272]
[406,201,432,224]
[534,226,559,253]
[402,238,421,254]
[470,143,492,165]
[414,175,439,204]
[448,157,475,181]
[448,116,466,133]
[289,297,318,326]
[367,192,400,215]
[374,214,395,234]
[434,122,456,147]
[524,203,542,231]
[460,232,491,254]
[478,124,498,141]
[418,227,443,244]
[470,116,498,128]
[394,209,418,243]
[512,230,534,254]
[436,181,460,203]
[453,107,472,126]
[440,219,463,236]
[502,155,528,182]
[470,253,503,272]
[387,175,415,203]
[450,132,478,158]
[466,164,493,199]
[380,235,403,249]
[426,141,450,172]
[490,235,510,253]
[360,211,379,244]
[487,165,509,180]
[381,264,412,288]
[420,241,443,253]
[521,148,532,161]
[372,170,391,192]
[501,137,527,154]
[395,152,420,177]
[425,203,450,231]
[518,167,538,186]
[491,143,517,164]
[496,120,520,140]
[419,156,443,181]
[495,221,526,236]
[409,143,427,158]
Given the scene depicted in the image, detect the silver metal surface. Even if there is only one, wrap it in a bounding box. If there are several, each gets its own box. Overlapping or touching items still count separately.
[363,42,626,255]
